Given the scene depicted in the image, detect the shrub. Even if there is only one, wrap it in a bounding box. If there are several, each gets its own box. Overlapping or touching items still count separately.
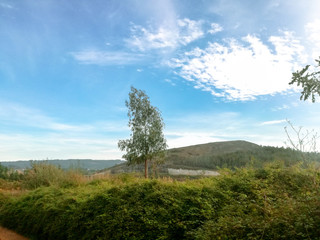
[22,162,85,189]
[0,166,320,239]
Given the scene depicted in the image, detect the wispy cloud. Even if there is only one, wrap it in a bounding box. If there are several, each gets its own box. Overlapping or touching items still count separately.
[0,102,92,132]
[169,31,307,101]
[208,23,223,34]
[0,2,13,9]
[0,101,128,160]
[271,104,290,111]
[260,119,287,125]
[70,50,145,65]
[72,18,205,65]
[0,101,129,133]
[126,18,204,51]
[164,78,176,86]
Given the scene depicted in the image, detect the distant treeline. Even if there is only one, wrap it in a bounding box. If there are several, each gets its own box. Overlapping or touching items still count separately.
[0,159,123,171]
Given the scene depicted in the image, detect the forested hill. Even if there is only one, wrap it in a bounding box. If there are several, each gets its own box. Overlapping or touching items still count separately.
[0,159,124,171]
[108,140,320,174]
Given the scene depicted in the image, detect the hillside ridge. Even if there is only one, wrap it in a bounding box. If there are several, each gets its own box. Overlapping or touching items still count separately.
[108,140,267,174]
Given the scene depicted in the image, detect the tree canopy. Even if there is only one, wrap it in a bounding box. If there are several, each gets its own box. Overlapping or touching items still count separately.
[290,57,320,102]
[118,86,167,178]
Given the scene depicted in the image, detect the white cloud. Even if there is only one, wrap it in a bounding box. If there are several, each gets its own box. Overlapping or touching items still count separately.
[70,50,145,65]
[177,18,204,45]
[169,31,307,101]
[166,131,221,148]
[260,119,286,125]
[126,18,204,51]
[208,23,223,34]
[305,19,320,59]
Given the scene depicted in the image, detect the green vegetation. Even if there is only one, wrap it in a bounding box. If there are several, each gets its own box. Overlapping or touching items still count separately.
[290,57,320,102]
[1,142,320,239]
[0,163,23,181]
[110,141,320,174]
[0,162,86,190]
[0,163,319,239]
[118,86,167,178]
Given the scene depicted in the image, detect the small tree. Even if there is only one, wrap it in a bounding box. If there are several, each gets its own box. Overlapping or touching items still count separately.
[118,87,167,178]
[289,57,320,102]
[0,163,9,179]
[284,119,319,153]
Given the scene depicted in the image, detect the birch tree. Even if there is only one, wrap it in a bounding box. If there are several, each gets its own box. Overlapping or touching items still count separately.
[118,87,167,178]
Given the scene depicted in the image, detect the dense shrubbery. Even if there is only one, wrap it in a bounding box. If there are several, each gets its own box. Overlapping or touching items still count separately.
[0,162,86,190]
[22,162,86,189]
[0,163,320,239]
[0,163,23,181]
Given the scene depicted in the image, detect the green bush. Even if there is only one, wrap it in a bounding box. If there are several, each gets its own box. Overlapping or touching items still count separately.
[22,162,85,189]
[0,166,320,239]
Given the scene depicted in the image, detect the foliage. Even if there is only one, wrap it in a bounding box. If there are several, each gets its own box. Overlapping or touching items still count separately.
[111,143,320,174]
[118,86,167,178]
[290,57,320,102]
[1,165,320,239]
[0,163,23,181]
[22,162,86,189]
[0,163,9,179]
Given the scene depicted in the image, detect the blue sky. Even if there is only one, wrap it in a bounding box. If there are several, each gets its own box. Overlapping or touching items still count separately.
[1,0,320,160]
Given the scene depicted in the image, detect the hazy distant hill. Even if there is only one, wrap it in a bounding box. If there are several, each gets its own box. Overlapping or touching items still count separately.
[108,140,320,174]
[0,159,124,171]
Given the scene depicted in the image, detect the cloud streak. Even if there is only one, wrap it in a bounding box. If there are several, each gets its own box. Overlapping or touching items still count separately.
[70,51,146,65]
[260,119,287,125]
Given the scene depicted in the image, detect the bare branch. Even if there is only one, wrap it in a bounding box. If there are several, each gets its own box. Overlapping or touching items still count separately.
[284,119,319,154]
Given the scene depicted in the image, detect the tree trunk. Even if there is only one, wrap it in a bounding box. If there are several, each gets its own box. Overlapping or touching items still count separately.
[145,159,148,178]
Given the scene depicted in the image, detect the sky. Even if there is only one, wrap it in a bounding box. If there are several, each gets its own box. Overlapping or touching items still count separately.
[0,0,320,161]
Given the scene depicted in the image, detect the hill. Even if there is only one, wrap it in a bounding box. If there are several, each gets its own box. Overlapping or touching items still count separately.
[108,140,320,175]
[0,159,124,172]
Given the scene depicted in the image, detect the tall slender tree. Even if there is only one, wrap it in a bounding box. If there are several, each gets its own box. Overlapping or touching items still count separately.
[118,86,167,178]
